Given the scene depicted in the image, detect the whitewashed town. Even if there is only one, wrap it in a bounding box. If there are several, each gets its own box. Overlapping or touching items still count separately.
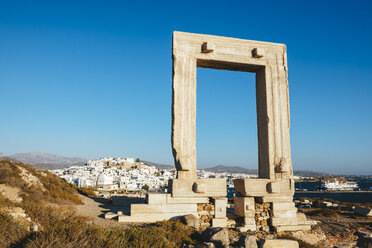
[50,157,258,193]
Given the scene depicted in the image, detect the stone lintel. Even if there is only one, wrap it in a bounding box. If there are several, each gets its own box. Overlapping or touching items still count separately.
[234,178,294,197]
[170,178,226,198]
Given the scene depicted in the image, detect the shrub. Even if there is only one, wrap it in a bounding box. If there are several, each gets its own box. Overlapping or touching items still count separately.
[0,211,29,247]
[0,160,199,247]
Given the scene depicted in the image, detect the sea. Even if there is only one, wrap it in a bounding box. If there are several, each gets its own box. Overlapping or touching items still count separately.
[294,178,372,204]
[227,179,372,204]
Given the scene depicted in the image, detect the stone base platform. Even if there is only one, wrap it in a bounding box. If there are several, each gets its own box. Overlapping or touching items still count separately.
[233,178,316,232]
[107,178,228,226]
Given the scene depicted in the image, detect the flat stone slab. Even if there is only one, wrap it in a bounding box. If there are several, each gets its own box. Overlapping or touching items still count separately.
[274,224,312,232]
[259,239,299,248]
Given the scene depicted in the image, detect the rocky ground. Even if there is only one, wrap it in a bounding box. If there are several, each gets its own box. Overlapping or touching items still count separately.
[1,159,372,248]
[71,194,372,247]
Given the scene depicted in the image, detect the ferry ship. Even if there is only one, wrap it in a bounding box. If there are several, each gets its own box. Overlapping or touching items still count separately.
[318,179,359,191]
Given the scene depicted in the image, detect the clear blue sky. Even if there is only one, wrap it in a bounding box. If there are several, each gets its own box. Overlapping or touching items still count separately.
[0,1,371,174]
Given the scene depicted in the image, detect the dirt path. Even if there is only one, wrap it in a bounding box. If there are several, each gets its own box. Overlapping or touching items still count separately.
[74,194,129,227]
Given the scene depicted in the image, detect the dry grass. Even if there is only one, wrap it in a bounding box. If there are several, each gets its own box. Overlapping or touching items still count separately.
[0,159,82,205]
[0,159,200,248]
[21,214,196,248]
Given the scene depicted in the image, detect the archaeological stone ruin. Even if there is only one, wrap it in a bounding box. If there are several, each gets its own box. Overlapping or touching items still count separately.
[108,31,315,231]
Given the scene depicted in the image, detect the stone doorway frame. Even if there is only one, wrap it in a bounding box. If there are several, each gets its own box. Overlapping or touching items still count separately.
[172,31,293,181]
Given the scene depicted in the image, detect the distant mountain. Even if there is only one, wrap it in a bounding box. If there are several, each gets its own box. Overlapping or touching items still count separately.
[294,170,329,177]
[203,165,329,177]
[204,165,257,174]
[9,152,87,169]
[142,160,174,170]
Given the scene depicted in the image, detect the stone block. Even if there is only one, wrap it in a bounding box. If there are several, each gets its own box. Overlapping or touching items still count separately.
[171,178,226,198]
[211,218,227,227]
[271,202,295,210]
[181,214,199,228]
[259,239,299,248]
[146,193,167,204]
[130,203,196,214]
[234,197,255,217]
[296,212,307,224]
[234,179,269,196]
[274,225,311,232]
[260,196,293,203]
[166,195,209,204]
[291,231,327,245]
[271,209,297,218]
[244,217,256,225]
[239,235,258,248]
[214,198,227,218]
[271,217,298,226]
[119,211,198,223]
[193,182,206,193]
[234,179,294,197]
[306,219,317,225]
[105,212,118,219]
[267,181,280,193]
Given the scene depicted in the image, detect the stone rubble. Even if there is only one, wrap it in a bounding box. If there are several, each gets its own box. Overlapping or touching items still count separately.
[201,227,229,248]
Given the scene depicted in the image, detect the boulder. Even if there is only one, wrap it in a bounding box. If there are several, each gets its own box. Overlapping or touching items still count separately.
[31,224,38,232]
[353,206,372,216]
[259,239,299,248]
[202,227,229,248]
[291,231,326,245]
[238,235,258,248]
[357,237,372,248]
[202,242,216,248]
[181,214,199,229]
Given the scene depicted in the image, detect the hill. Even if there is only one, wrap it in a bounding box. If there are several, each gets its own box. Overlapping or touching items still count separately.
[204,165,257,174]
[203,165,329,177]
[8,152,87,169]
[0,159,199,247]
